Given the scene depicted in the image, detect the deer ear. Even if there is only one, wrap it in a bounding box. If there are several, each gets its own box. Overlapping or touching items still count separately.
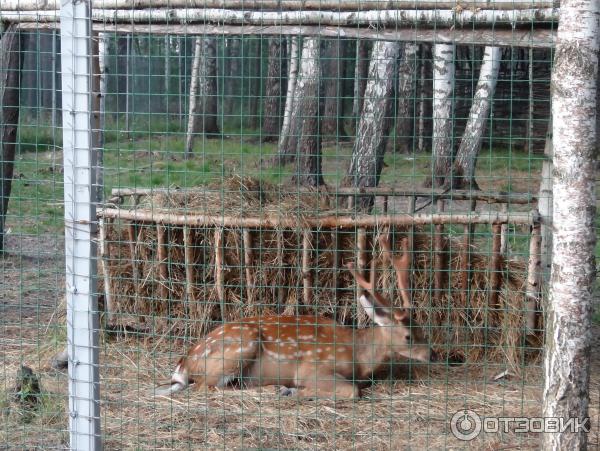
[359,295,393,326]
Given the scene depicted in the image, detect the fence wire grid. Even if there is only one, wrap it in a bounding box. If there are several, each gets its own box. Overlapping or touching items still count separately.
[1,1,599,450]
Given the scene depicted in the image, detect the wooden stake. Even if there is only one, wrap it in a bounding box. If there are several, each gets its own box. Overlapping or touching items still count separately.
[214,227,226,320]
[156,223,169,300]
[98,217,114,323]
[488,223,503,309]
[242,229,254,304]
[126,222,140,291]
[277,230,288,314]
[526,221,542,333]
[460,199,477,304]
[357,228,368,297]
[433,199,446,303]
[183,225,195,304]
[500,203,510,255]
[302,229,314,307]
[332,229,341,300]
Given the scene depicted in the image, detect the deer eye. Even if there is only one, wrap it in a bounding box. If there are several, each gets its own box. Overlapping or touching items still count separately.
[405,335,411,341]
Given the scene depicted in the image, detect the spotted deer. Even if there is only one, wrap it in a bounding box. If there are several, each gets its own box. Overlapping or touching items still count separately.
[155,235,435,399]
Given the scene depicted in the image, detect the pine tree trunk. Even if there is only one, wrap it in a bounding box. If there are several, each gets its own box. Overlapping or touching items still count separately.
[542,1,598,449]
[262,37,287,142]
[291,38,323,187]
[351,39,370,134]
[393,42,418,153]
[275,37,301,166]
[225,38,241,116]
[321,39,347,140]
[247,38,262,130]
[427,43,455,188]
[199,37,220,135]
[344,40,400,211]
[0,25,24,253]
[451,46,501,190]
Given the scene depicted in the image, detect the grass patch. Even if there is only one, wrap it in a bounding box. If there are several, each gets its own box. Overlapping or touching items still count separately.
[6,126,547,237]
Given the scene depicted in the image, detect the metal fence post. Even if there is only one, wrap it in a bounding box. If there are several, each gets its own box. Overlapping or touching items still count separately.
[60,0,102,449]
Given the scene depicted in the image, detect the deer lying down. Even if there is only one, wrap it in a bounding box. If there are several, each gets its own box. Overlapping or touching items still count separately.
[155,236,435,400]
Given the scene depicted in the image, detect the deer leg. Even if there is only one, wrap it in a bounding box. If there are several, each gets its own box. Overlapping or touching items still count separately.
[187,326,261,390]
[290,364,359,400]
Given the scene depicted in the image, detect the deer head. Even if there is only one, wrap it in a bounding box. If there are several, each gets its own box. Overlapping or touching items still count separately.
[346,235,432,364]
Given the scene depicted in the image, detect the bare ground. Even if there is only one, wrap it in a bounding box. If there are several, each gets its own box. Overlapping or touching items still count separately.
[1,226,599,450]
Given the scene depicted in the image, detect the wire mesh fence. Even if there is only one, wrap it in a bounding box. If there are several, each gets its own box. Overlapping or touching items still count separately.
[0,1,599,449]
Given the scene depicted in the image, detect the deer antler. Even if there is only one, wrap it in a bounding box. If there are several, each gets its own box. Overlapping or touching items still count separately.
[378,234,412,309]
[346,262,390,307]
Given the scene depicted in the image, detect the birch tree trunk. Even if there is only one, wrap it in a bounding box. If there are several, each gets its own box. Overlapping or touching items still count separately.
[321,39,347,140]
[185,37,202,157]
[275,36,300,166]
[542,1,598,449]
[186,36,220,156]
[262,37,286,142]
[291,38,324,187]
[538,119,552,283]
[0,25,24,253]
[351,40,370,134]
[427,42,455,188]
[416,44,432,153]
[451,46,501,190]
[344,40,400,211]
[392,42,418,153]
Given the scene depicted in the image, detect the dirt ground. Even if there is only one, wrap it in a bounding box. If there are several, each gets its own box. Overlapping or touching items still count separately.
[1,230,599,450]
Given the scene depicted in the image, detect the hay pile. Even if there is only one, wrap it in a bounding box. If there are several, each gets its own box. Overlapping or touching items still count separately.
[101,176,536,369]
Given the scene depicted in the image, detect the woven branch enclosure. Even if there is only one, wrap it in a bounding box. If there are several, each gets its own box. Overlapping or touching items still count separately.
[99,177,540,369]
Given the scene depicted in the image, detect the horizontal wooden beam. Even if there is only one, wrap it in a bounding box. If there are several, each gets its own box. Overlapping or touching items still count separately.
[1,0,559,12]
[15,21,556,48]
[110,187,537,205]
[1,7,558,28]
[98,207,537,228]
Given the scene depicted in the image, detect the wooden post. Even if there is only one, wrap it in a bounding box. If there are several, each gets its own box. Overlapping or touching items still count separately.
[356,227,368,297]
[382,195,388,214]
[433,199,446,302]
[242,229,254,303]
[276,230,287,313]
[302,229,314,307]
[500,203,510,255]
[526,221,542,333]
[407,196,416,296]
[488,223,503,308]
[214,227,226,320]
[332,228,340,301]
[183,225,195,304]
[126,222,140,290]
[156,223,169,300]
[98,217,114,323]
[460,198,476,304]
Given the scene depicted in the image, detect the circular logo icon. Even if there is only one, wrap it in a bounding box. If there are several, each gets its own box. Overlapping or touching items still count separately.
[450,409,482,441]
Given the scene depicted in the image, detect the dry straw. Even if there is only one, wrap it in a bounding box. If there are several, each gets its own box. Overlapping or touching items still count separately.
[100,176,537,370]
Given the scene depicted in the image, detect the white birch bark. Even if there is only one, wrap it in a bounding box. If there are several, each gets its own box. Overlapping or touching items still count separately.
[185,37,202,157]
[542,1,599,449]
[430,42,455,187]
[452,46,501,189]
[277,36,300,161]
[345,40,400,210]
[538,119,553,283]
[1,0,558,11]
[393,42,418,152]
[0,8,560,27]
